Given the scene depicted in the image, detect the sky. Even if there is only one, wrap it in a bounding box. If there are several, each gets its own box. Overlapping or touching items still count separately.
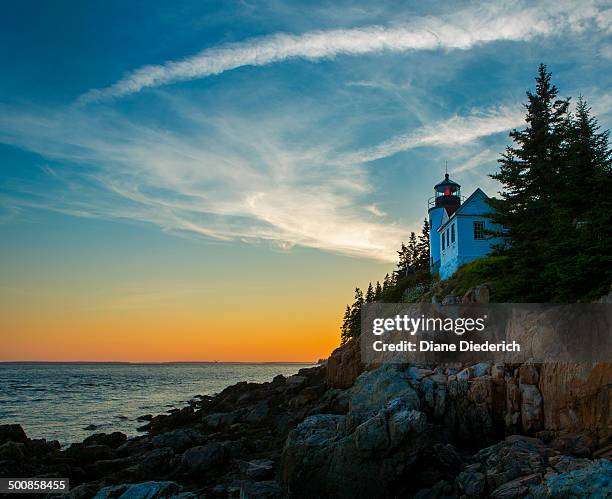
[1,0,611,361]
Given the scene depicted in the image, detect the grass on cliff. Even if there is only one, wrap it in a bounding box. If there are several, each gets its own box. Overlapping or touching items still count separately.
[431,256,516,303]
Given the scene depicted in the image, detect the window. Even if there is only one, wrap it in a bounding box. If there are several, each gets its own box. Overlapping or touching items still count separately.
[442,233,445,250]
[473,221,485,240]
[451,224,455,243]
[446,229,450,246]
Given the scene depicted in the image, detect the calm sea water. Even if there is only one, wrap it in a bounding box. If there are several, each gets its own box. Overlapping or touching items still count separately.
[0,363,312,445]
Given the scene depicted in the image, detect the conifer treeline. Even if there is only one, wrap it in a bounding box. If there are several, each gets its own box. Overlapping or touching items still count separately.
[339,64,611,343]
[488,64,611,301]
[340,219,430,344]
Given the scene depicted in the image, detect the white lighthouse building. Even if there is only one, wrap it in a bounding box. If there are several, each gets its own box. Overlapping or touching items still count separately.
[428,173,502,280]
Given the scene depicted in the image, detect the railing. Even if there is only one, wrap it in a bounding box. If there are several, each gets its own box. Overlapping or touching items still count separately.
[428,195,466,209]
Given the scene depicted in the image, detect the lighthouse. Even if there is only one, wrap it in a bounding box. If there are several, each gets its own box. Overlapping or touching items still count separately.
[427,172,503,280]
[428,173,461,274]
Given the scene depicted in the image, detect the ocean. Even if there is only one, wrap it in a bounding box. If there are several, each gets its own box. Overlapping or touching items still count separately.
[0,362,312,445]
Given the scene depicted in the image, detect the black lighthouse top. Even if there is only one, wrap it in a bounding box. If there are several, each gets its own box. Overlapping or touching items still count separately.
[430,173,462,212]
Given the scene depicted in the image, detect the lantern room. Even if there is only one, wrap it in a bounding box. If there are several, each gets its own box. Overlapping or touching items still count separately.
[431,173,461,212]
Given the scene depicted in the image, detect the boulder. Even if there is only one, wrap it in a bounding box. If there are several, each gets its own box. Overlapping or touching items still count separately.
[181,442,227,473]
[326,339,362,389]
[472,362,491,378]
[543,459,612,497]
[505,378,521,432]
[519,363,539,385]
[202,410,243,429]
[406,367,435,380]
[456,463,486,496]
[473,435,549,494]
[93,481,185,498]
[490,473,540,498]
[238,458,275,480]
[65,483,100,499]
[282,402,433,498]
[549,432,596,458]
[245,401,269,423]
[83,432,127,449]
[462,285,490,304]
[348,365,420,427]
[137,447,175,478]
[285,375,307,388]
[66,444,115,463]
[456,367,473,381]
[354,413,389,452]
[420,375,447,418]
[117,436,153,456]
[0,441,26,461]
[84,456,137,479]
[145,406,196,434]
[538,362,611,439]
[0,424,28,444]
[520,384,543,433]
[289,386,325,409]
[442,295,461,305]
[280,415,348,497]
[414,480,454,499]
[491,363,506,379]
[387,409,427,448]
[151,428,206,452]
[240,480,282,498]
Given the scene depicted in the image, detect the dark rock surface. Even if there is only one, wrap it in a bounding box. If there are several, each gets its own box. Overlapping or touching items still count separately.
[3,358,610,498]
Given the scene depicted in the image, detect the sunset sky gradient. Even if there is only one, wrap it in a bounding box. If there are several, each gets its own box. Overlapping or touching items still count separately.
[1,0,611,361]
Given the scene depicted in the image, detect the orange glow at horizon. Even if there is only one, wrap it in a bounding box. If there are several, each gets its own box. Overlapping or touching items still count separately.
[0,307,341,362]
[0,285,351,362]
[1,217,389,363]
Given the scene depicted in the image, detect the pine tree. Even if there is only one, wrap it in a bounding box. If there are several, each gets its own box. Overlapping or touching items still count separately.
[374,281,382,301]
[365,282,375,303]
[394,242,410,280]
[547,97,611,299]
[382,273,392,291]
[407,232,418,272]
[348,288,364,339]
[416,219,430,271]
[489,64,570,300]
[340,305,352,345]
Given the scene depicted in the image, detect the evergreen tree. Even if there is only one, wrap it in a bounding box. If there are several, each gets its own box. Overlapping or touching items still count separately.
[382,273,392,291]
[547,97,611,299]
[348,287,364,339]
[394,242,410,280]
[489,64,570,300]
[365,282,375,303]
[416,219,430,271]
[407,232,418,271]
[374,281,382,301]
[340,305,352,345]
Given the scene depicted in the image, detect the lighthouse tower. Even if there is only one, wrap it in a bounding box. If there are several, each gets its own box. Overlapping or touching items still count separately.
[428,173,461,274]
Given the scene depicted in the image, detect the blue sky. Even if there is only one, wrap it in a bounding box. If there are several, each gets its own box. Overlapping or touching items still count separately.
[0,1,611,360]
[1,0,611,261]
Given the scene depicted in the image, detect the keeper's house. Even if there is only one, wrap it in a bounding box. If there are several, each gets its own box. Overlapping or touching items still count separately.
[428,174,503,280]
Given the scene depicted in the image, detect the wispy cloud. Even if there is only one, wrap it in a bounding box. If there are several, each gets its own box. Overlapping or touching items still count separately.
[3,95,527,262]
[0,103,406,262]
[336,106,524,165]
[454,148,501,174]
[77,1,609,103]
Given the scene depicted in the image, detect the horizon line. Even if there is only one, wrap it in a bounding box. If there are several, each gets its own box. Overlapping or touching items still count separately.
[0,360,320,365]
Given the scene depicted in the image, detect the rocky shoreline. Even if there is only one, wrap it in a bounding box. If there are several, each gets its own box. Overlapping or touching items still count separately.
[0,347,610,498]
